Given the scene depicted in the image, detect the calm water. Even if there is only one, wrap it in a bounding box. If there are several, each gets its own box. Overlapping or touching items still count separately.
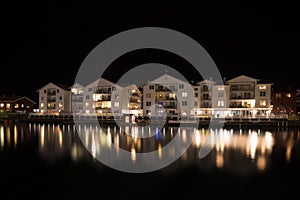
[1,122,300,200]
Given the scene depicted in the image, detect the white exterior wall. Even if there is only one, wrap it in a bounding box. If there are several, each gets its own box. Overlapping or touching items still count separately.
[37,82,71,114]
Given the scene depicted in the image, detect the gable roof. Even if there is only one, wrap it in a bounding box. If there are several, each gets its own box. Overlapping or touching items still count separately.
[227,75,258,83]
[150,74,188,85]
[36,82,70,92]
[0,96,36,104]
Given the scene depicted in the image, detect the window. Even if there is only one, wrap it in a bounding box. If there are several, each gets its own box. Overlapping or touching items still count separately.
[169,85,176,91]
[218,92,224,98]
[217,101,225,107]
[203,85,208,91]
[259,100,266,106]
[194,92,198,97]
[260,91,266,97]
[194,101,198,107]
[59,103,63,108]
[112,87,116,91]
[86,95,90,100]
[286,93,291,98]
[6,103,10,109]
[169,93,176,99]
[115,94,119,99]
[149,85,154,90]
[40,103,44,108]
[14,104,19,108]
[114,102,119,107]
[44,90,46,93]
[259,85,266,89]
[182,92,188,98]
[0,103,4,108]
[85,102,90,107]
[275,93,282,98]
[21,104,24,108]
[59,96,62,100]
[218,87,224,90]
[57,89,59,93]
[88,88,93,92]
[146,93,151,98]
[179,84,184,89]
[182,101,187,106]
[146,102,151,106]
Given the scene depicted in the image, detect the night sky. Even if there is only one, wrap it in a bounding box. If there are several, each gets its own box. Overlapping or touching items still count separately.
[1,2,299,103]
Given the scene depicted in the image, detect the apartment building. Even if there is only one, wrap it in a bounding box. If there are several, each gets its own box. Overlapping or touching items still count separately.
[142,74,194,118]
[37,82,71,114]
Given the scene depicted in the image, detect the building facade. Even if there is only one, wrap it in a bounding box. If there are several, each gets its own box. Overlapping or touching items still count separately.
[142,74,194,118]
[37,82,71,114]
[0,95,36,113]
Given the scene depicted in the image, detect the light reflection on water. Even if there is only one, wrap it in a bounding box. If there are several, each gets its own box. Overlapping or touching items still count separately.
[0,123,300,175]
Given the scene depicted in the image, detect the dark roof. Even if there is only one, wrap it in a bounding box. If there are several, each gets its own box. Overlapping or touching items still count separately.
[0,95,36,104]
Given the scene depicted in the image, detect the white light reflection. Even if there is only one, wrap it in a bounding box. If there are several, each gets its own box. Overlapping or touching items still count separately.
[249,131,258,160]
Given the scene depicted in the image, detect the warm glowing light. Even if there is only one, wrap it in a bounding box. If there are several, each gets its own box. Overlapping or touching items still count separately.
[216,153,224,168]
[58,128,63,149]
[131,145,136,163]
[40,125,45,150]
[259,85,266,89]
[182,129,187,143]
[195,130,201,148]
[14,125,17,148]
[158,143,162,160]
[0,126,4,150]
[257,155,266,171]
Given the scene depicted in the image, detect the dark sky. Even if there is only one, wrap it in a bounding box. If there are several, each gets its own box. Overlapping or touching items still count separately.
[1,1,300,102]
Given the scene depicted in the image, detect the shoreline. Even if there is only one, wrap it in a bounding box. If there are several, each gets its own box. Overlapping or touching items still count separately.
[2,115,300,129]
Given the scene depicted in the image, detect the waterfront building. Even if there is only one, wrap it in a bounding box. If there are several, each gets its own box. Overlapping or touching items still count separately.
[0,95,36,113]
[271,86,296,116]
[69,83,84,114]
[227,75,272,118]
[82,78,142,117]
[142,74,194,118]
[37,82,71,114]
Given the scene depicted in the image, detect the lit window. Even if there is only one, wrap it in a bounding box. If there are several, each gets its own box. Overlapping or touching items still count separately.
[218,87,224,90]
[217,101,225,107]
[259,85,266,89]
[59,103,63,108]
[169,93,176,99]
[275,93,282,98]
[21,104,24,108]
[0,103,4,108]
[40,103,44,108]
[114,102,119,107]
[85,102,90,107]
[15,104,19,108]
[6,103,10,109]
[259,100,266,106]
[182,92,188,98]
[286,93,291,98]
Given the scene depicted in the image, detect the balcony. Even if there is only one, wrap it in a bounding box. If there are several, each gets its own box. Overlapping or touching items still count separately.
[47,91,56,96]
[47,98,56,102]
